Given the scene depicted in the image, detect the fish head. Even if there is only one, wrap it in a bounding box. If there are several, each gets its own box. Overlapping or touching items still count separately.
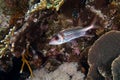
[49,33,64,45]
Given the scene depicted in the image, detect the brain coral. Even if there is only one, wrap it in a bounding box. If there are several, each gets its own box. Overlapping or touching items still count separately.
[87,30,120,80]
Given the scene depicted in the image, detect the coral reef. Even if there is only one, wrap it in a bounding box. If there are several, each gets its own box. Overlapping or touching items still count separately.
[27,62,85,80]
[0,0,120,80]
[111,55,120,80]
[87,30,120,80]
[0,26,15,58]
[0,13,10,28]
[0,13,10,40]
[27,0,64,15]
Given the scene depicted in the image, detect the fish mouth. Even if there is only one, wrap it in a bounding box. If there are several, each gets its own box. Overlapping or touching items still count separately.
[49,41,62,45]
[49,41,57,45]
[49,42,58,45]
[49,40,53,45]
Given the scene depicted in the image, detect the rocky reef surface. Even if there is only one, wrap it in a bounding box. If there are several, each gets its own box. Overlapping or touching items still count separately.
[0,0,120,80]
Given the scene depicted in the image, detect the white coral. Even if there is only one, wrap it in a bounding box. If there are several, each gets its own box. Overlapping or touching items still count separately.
[27,62,85,80]
[58,62,78,76]
[28,68,52,80]
[51,70,70,80]
[72,72,85,80]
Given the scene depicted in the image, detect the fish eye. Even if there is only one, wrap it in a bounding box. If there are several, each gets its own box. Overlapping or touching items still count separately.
[54,35,59,40]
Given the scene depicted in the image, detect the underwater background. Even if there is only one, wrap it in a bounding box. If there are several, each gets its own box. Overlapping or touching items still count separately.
[0,0,120,80]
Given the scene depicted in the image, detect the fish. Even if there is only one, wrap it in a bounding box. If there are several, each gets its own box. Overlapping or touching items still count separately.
[49,16,97,45]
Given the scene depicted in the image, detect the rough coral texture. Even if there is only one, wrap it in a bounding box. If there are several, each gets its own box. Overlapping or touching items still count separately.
[111,55,120,80]
[27,62,85,80]
[87,30,120,80]
[0,13,10,28]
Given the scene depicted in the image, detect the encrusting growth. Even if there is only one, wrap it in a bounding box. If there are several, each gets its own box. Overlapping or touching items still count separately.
[87,30,120,80]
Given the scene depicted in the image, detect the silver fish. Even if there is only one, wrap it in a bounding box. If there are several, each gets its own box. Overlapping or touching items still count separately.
[49,16,97,45]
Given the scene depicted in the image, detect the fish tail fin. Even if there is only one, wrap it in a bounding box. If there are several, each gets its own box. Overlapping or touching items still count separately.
[89,15,97,29]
